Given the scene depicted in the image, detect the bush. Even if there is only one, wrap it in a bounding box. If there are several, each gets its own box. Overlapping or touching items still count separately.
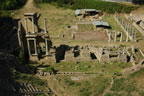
[79,88,91,96]
[34,0,137,13]
[132,0,144,5]
[64,78,81,86]
[130,68,144,77]
[0,0,27,10]
[111,78,137,93]
[43,66,56,74]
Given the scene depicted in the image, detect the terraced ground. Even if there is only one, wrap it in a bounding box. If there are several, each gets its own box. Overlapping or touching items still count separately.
[2,0,144,96]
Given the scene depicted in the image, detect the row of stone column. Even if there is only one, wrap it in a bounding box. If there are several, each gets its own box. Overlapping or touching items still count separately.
[115,15,136,42]
[108,31,123,42]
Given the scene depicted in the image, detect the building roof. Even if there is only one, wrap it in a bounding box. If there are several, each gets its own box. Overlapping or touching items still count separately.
[82,9,96,12]
[75,9,81,15]
[92,21,110,27]
[24,12,36,16]
[75,9,97,15]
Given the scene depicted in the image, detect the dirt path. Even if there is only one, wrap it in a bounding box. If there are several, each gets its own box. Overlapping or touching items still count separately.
[23,0,40,11]
[101,78,114,96]
[15,0,40,18]
[24,0,35,10]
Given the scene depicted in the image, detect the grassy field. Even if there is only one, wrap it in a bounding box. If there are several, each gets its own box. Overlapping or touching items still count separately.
[32,3,144,48]
[103,15,123,32]
[78,24,94,32]
[103,14,127,41]
[45,61,132,74]
[2,0,144,96]
[106,68,144,96]
[37,3,76,37]
[43,67,144,96]
[46,75,111,96]
[34,0,138,13]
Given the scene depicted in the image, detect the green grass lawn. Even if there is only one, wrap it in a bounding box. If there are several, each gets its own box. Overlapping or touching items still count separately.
[103,15,123,31]
[47,61,132,75]
[37,3,76,37]
[78,24,94,32]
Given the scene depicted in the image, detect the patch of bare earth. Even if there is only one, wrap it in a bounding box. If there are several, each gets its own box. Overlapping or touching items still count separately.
[75,31,108,41]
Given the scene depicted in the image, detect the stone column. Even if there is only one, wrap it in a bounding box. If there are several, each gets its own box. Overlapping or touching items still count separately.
[45,39,49,55]
[128,23,130,32]
[134,31,136,42]
[121,19,123,25]
[133,30,136,42]
[114,31,117,42]
[120,32,122,42]
[32,17,35,33]
[34,38,37,55]
[24,18,28,33]
[27,39,31,56]
[130,25,132,33]
[125,24,128,31]
[44,17,47,33]
[108,32,111,42]
[126,32,129,42]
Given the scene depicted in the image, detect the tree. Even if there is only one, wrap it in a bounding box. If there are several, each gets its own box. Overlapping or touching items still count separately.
[132,0,144,5]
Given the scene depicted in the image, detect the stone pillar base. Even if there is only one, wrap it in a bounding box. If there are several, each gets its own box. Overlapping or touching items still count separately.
[29,56,39,63]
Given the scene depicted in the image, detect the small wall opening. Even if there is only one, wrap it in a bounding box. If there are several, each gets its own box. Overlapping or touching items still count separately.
[109,54,118,58]
[90,52,97,60]
[29,40,35,55]
[74,46,80,57]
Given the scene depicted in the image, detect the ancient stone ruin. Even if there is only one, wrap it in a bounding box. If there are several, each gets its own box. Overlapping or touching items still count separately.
[18,12,52,61]
[17,12,143,64]
[64,45,128,62]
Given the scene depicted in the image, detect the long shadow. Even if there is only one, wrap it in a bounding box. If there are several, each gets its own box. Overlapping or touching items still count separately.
[0,15,39,96]
[55,44,71,63]
[0,17,19,51]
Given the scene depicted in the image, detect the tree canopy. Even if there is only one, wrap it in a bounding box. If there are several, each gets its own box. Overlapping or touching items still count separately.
[132,0,144,5]
[0,0,26,10]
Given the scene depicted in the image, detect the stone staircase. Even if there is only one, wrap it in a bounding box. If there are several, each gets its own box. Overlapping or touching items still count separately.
[0,79,51,96]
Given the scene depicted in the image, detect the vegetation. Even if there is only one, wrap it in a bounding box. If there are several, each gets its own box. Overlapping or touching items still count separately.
[15,72,48,87]
[130,68,144,77]
[64,78,81,86]
[34,0,137,13]
[54,76,110,96]
[132,0,144,5]
[43,66,56,74]
[110,78,137,93]
[107,68,144,96]
[0,0,26,25]
[0,0,26,10]
[0,11,12,26]
[79,87,91,96]
[50,61,132,74]
[105,92,125,96]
